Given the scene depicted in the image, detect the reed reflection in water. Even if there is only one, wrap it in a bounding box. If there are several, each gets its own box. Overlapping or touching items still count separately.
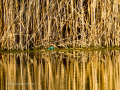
[0,50,120,90]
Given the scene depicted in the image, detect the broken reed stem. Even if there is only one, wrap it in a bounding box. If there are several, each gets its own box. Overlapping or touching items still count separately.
[0,0,120,50]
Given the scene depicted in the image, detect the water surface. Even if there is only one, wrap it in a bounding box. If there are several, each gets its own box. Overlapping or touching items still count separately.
[0,50,120,90]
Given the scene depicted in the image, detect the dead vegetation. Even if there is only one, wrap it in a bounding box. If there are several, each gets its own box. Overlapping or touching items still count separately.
[0,0,120,50]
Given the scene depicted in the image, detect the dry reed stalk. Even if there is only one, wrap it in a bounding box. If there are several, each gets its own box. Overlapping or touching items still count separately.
[0,1,1,31]
[0,1,2,50]
[5,0,9,50]
[27,60,32,90]
[20,0,23,50]
[26,0,31,50]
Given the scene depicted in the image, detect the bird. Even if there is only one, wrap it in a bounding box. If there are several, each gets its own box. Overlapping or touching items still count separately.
[50,46,54,50]
[47,46,54,50]
[47,47,51,50]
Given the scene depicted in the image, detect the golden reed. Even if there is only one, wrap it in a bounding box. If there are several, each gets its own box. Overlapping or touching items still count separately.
[0,0,120,50]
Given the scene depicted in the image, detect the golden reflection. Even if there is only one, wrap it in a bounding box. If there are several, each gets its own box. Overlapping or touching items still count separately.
[0,50,120,90]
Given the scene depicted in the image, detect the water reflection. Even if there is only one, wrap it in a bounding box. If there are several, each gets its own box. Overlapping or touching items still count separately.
[0,50,120,90]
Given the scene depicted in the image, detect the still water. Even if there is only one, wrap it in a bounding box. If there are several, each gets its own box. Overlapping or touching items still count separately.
[0,50,120,90]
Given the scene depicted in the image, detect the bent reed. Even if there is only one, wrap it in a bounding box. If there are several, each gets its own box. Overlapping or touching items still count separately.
[0,0,120,50]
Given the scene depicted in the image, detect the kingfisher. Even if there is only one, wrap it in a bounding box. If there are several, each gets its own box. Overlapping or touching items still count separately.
[50,46,54,50]
[47,46,54,50]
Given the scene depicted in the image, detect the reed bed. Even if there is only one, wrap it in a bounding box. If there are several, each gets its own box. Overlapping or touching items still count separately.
[0,50,120,90]
[0,0,120,50]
